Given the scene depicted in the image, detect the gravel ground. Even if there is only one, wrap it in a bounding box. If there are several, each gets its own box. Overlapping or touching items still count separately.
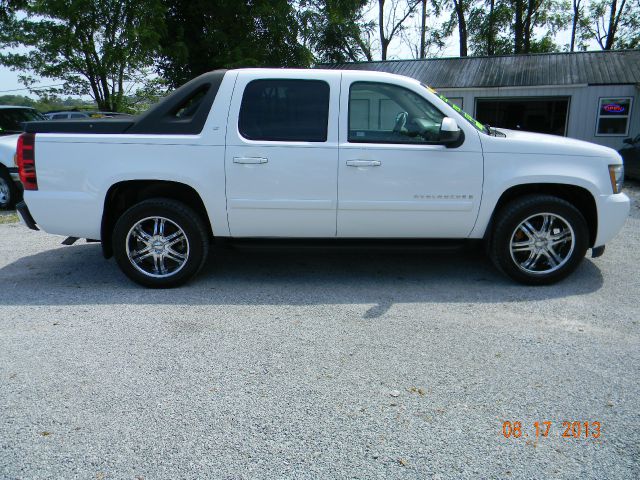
[1,184,639,479]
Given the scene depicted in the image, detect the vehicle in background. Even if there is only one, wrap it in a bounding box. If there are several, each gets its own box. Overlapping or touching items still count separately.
[619,134,640,181]
[0,106,45,209]
[44,110,133,120]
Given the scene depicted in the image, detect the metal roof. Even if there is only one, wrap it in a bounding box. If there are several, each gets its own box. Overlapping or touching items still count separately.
[322,50,640,89]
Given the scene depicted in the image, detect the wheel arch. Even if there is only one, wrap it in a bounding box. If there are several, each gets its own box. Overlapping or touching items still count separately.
[484,183,598,247]
[101,180,213,258]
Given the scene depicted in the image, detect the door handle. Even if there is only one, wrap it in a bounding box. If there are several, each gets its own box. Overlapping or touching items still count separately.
[233,156,268,164]
[346,160,381,167]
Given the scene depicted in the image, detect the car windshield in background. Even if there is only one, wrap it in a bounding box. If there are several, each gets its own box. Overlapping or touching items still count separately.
[421,84,488,134]
[0,108,45,135]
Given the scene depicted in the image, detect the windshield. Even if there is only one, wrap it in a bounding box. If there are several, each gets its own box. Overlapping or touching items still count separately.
[421,84,488,134]
[0,108,45,135]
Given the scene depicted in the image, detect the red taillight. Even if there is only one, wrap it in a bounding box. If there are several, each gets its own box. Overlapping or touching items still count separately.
[17,133,37,190]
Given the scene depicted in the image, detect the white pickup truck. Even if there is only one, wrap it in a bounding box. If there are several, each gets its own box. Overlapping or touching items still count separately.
[15,68,629,287]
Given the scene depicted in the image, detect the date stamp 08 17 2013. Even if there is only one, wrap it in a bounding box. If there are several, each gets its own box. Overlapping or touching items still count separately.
[502,421,601,440]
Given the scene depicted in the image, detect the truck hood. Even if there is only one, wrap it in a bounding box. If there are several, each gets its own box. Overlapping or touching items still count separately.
[482,128,620,161]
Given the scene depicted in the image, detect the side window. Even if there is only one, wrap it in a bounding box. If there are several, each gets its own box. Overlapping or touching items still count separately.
[173,86,209,119]
[349,82,445,144]
[239,79,330,142]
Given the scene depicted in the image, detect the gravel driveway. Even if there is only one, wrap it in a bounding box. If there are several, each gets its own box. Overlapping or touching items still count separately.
[1,184,639,479]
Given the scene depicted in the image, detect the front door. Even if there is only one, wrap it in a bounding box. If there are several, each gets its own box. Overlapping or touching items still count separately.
[337,78,484,238]
[225,72,341,237]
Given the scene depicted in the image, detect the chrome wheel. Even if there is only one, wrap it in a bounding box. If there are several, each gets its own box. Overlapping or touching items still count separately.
[509,213,575,275]
[0,177,10,206]
[125,216,190,278]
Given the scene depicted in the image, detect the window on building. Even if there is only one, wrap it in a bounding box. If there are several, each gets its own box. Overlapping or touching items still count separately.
[239,79,330,142]
[475,97,569,136]
[348,82,445,144]
[596,97,633,136]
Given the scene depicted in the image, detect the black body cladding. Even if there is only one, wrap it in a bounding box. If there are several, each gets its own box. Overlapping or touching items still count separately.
[23,70,227,135]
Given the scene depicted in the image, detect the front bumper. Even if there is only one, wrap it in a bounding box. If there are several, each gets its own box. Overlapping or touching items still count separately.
[16,201,39,231]
[594,193,630,247]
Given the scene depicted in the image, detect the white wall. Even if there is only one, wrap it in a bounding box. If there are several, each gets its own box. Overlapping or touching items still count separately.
[438,84,639,151]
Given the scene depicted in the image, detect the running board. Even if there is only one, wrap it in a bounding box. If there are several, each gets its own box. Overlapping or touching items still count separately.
[61,236,79,246]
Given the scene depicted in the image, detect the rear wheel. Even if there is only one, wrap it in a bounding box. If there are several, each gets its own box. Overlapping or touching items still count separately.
[489,195,589,285]
[112,198,210,288]
[0,169,16,209]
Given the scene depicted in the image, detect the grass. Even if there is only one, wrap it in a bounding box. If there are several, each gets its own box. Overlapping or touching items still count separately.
[0,212,19,224]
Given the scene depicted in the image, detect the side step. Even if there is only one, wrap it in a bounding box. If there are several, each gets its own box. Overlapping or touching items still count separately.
[61,236,79,246]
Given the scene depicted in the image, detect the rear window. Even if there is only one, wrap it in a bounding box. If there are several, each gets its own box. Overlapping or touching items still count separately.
[172,86,209,120]
[239,79,330,142]
[0,108,45,134]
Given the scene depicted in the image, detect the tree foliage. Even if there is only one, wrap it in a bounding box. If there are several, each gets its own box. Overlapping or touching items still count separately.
[158,0,312,87]
[586,0,640,49]
[0,0,164,112]
[298,0,375,63]
[1,0,639,109]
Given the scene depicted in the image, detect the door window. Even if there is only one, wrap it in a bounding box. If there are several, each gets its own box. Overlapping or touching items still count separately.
[239,79,330,142]
[348,82,445,144]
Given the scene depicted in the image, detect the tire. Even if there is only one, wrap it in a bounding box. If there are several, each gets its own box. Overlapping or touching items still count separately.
[112,198,210,288]
[0,169,16,210]
[489,195,589,285]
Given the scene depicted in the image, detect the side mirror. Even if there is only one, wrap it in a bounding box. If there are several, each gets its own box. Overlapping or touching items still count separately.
[623,137,633,145]
[440,117,463,147]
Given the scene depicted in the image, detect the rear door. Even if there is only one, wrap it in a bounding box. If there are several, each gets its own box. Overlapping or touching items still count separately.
[225,71,340,237]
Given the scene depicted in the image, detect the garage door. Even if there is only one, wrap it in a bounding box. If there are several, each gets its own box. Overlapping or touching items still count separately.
[475,97,569,136]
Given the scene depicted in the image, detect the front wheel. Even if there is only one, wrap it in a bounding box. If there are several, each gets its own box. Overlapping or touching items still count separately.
[489,195,589,285]
[112,198,210,288]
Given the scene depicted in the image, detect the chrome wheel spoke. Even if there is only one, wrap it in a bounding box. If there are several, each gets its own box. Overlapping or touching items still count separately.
[152,218,165,236]
[520,221,536,239]
[522,251,542,270]
[133,225,151,242]
[540,214,553,234]
[166,232,186,247]
[545,246,562,267]
[550,230,571,246]
[131,246,153,263]
[165,248,187,263]
[512,240,535,252]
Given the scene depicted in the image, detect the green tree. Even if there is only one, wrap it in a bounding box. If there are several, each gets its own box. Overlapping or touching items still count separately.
[159,0,311,88]
[298,0,375,63]
[0,0,164,112]
[466,0,564,55]
[586,0,640,50]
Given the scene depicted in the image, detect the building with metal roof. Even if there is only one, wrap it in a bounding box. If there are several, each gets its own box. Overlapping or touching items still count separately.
[325,50,640,149]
